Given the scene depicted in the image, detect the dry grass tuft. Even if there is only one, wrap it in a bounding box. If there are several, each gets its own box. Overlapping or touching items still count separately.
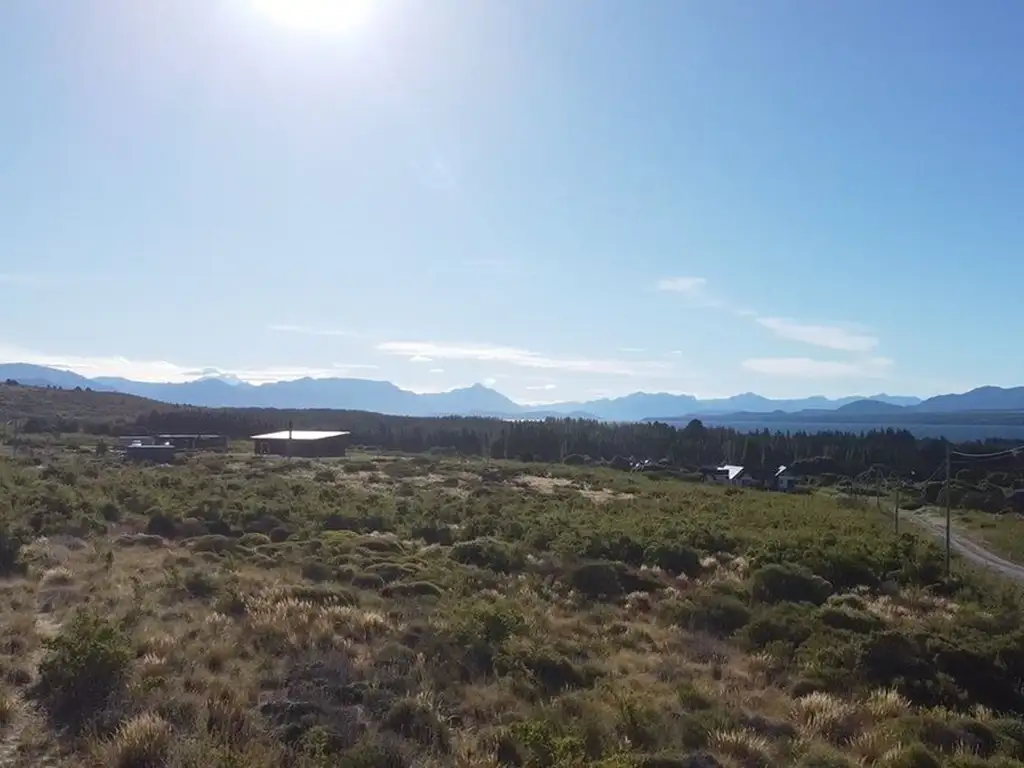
[0,688,18,726]
[710,728,774,767]
[102,712,173,768]
[864,688,909,720]
[792,691,859,742]
[39,565,74,588]
[848,727,902,765]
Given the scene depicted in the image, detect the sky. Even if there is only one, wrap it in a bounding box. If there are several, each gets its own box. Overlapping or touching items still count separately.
[2,1,1024,404]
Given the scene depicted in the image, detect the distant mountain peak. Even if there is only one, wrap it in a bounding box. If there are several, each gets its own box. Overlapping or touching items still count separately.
[0,361,1008,421]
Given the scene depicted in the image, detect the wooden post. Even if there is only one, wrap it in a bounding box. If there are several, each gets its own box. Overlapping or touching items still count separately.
[945,443,952,577]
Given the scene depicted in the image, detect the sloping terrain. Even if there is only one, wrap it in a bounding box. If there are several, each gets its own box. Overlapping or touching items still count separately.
[1,447,1023,766]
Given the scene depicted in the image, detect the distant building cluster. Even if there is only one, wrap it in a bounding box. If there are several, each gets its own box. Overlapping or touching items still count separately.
[117,433,229,463]
[701,464,796,492]
[114,428,352,464]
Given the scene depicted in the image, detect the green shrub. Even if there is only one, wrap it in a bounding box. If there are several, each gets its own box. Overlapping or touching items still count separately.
[677,590,751,637]
[238,532,271,548]
[750,564,833,605]
[411,523,454,546]
[741,602,815,652]
[384,581,444,599]
[451,537,523,573]
[644,543,702,577]
[301,560,333,583]
[887,744,941,768]
[145,512,179,539]
[568,561,623,600]
[818,605,884,634]
[381,698,450,751]
[796,745,857,767]
[183,569,218,598]
[190,535,235,554]
[0,518,26,576]
[34,609,131,726]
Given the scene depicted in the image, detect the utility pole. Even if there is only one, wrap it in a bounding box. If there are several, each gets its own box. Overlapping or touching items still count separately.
[894,478,900,536]
[944,443,952,577]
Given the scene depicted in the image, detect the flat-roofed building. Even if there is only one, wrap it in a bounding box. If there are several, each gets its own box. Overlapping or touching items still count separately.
[251,430,350,458]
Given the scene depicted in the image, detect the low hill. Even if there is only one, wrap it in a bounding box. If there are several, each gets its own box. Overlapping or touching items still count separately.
[0,382,171,425]
[836,398,908,413]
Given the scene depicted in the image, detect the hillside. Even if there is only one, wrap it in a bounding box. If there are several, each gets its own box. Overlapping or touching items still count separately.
[0,382,172,425]
[2,442,1024,766]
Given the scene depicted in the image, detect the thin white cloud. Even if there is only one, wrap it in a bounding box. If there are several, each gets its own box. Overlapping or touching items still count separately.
[755,317,877,352]
[429,368,444,374]
[617,347,647,353]
[269,324,356,338]
[526,383,557,391]
[742,357,893,379]
[658,277,884,356]
[657,277,707,295]
[409,355,433,363]
[377,340,676,377]
[483,377,498,387]
[0,342,377,384]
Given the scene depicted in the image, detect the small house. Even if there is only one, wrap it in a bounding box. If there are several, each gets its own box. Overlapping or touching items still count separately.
[775,465,796,492]
[702,465,753,487]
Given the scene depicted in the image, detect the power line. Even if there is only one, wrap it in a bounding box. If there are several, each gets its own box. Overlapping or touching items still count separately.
[950,444,1024,462]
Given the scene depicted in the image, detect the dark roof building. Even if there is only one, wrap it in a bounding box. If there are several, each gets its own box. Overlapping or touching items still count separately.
[125,443,179,464]
[251,430,350,458]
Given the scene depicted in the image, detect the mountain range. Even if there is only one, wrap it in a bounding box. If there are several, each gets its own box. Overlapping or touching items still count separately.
[3,362,1024,421]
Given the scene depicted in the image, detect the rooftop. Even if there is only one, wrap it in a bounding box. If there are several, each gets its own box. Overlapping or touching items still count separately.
[250,430,350,441]
[718,464,746,480]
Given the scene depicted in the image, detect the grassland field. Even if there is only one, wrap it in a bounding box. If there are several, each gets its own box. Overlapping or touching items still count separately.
[1,440,1024,767]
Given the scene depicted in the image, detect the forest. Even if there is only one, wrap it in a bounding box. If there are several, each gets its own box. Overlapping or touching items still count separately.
[13,400,1024,483]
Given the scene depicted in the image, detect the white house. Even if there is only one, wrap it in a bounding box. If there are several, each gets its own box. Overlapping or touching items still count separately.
[715,464,754,487]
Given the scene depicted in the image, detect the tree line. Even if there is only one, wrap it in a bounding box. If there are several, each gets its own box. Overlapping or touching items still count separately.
[17,406,1008,480]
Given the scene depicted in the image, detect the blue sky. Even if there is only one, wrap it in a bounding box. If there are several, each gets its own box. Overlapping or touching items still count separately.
[2,1,1023,403]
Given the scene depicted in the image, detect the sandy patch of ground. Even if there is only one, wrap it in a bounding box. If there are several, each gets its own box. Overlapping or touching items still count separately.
[514,475,633,504]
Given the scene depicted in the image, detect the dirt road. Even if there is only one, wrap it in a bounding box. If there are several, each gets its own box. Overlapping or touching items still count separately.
[911,511,1024,585]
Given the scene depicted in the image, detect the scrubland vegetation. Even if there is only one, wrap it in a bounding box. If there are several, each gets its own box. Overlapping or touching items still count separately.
[1,443,1024,767]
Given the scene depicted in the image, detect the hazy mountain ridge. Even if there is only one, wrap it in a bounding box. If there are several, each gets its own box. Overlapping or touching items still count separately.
[5,362,1023,421]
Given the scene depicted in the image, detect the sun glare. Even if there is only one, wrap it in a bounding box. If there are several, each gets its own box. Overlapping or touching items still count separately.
[248,0,374,36]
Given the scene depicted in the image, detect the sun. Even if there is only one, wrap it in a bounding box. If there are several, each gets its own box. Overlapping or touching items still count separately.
[248,0,374,36]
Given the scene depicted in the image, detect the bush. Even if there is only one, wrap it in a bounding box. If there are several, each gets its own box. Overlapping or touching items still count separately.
[381,698,450,751]
[145,512,179,539]
[183,569,218,598]
[750,564,833,606]
[0,518,26,576]
[239,532,271,548]
[568,561,623,600]
[384,581,444,599]
[887,744,941,768]
[411,523,455,546]
[645,542,702,578]
[34,609,131,726]
[818,605,884,634]
[451,537,523,573]
[190,535,235,554]
[105,712,173,768]
[677,590,751,637]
